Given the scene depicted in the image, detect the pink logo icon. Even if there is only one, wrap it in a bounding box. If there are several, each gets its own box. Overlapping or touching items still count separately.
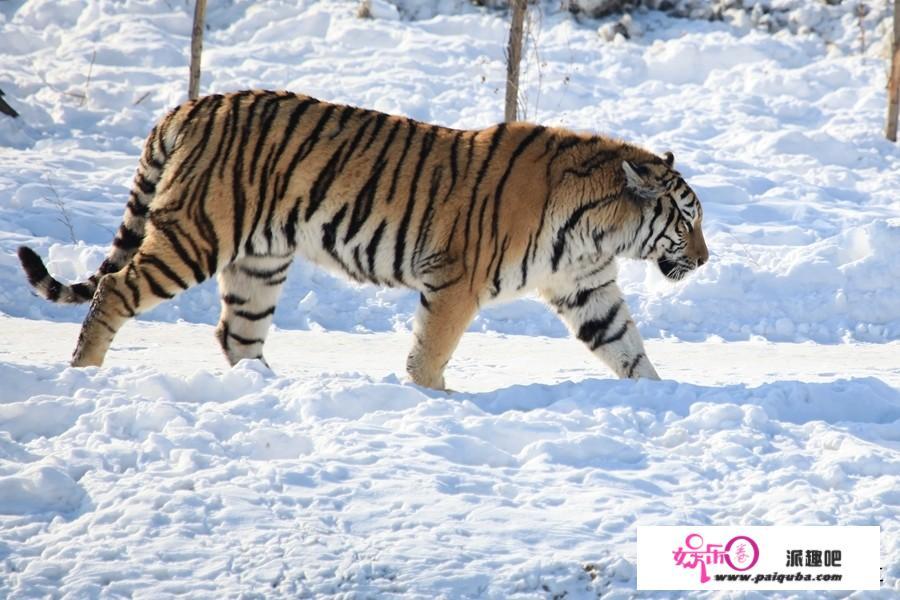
[673,533,760,583]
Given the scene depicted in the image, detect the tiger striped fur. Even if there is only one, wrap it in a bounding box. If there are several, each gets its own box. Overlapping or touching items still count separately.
[18,90,709,389]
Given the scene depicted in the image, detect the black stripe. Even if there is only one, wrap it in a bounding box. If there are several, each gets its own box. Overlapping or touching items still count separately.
[462,132,476,179]
[576,300,622,347]
[485,127,545,265]
[491,127,545,237]
[412,148,444,269]
[244,96,289,253]
[626,353,644,378]
[184,93,216,121]
[445,211,461,252]
[423,273,463,293]
[123,264,141,307]
[563,149,618,178]
[136,174,156,195]
[361,112,388,153]
[178,97,232,268]
[594,322,629,349]
[188,168,220,275]
[490,235,510,297]
[222,294,248,305]
[573,256,615,285]
[249,95,283,182]
[470,182,491,287]
[444,130,462,202]
[143,125,163,169]
[518,235,532,290]
[249,142,280,254]
[154,120,169,161]
[627,211,645,249]
[550,199,607,271]
[239,261,292,279]
[647,206,678,256]
[366,219,387,277]
[322,204,348,257]
[230,94,266,259]
[109,286,136,316]
[94,318,117,335]
[126,193,150,217]
[279,104,337,201]
[335,105,356,132]
[385,122,417,204]
[227,331,264,345]
[344,120,403,243]
[419,293,430,311]
[268,97,317,175]
[352,246,367,280]
[142,270,175,300]
[235,306,276,321]
[113,225,143,251]
[140,254,189,290]
[305,139,349,221]
[175,94,225,181]
[284,197,302,248]
[463,125,506,280]
[217,321,230,352]
[336,113,376,172]
[146,154,164,171]
[217,93,245,179]
[532,185,552,261]
[561,280,615,309]
[71,282,94,301]
[344,159,388,243]
[394,127,438,282]
[639,198,664,256]
[157,226,206,284]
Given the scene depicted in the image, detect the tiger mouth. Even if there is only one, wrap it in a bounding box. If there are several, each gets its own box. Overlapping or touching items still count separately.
[657,257,692,281]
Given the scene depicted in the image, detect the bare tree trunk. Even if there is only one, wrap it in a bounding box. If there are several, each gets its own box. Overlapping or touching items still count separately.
[504,0,527,123]
[887,0,900,141]
[189,0,208,101]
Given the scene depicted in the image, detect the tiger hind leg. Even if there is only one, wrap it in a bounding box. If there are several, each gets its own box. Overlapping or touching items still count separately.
[71,228,212,367]
[406,285,478,390]
[214,255,292,368]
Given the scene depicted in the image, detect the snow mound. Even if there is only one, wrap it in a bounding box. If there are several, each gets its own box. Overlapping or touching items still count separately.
[633,219,900,342]
[0,464,84,515]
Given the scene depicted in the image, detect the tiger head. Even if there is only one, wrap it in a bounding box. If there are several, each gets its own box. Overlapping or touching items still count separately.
[621,152,709,281]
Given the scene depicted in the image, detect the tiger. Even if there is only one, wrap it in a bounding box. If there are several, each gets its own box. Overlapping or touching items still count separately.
[17,90,709,390]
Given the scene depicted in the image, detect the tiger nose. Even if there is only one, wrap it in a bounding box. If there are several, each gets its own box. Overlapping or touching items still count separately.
[697,256,707,267]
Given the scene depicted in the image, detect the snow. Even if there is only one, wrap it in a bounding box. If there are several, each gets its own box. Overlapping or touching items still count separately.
[2,1,899,342]
[1,318,898,597]
[1,0,899,596]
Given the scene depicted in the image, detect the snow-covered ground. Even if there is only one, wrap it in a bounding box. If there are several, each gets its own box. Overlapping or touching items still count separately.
[1,0,898,597]
[1,317,898,597]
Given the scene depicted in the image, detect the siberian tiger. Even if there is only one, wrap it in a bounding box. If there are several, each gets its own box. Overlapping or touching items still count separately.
[18,90,709,390]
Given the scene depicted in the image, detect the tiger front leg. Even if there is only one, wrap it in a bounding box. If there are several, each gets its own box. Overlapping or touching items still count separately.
[544,280,660,380]
[406,286,478,391]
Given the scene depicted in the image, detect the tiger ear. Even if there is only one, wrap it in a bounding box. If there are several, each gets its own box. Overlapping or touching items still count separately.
[663,151,674,167]
[622,160,657,200]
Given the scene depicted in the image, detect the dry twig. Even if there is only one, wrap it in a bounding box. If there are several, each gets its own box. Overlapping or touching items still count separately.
[45,175,77,244]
